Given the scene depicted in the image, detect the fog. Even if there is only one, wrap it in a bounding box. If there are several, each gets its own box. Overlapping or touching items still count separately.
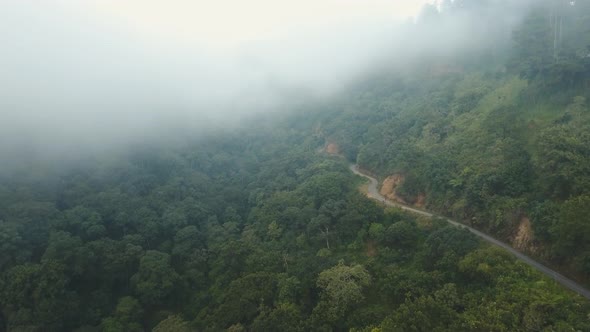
[0,0,534,163]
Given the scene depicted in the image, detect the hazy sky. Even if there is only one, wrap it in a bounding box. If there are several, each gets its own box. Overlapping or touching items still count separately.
[86,0,430,48]
[0,0,433,157]
[0,0,540,167]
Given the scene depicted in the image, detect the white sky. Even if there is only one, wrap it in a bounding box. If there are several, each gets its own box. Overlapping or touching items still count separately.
[0,0,433,156]
[73,0,431,48]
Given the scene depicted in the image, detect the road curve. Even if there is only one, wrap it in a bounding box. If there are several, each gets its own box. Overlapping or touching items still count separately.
[350,164,590,300]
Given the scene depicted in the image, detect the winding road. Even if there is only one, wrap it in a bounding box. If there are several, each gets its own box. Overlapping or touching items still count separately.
[350,164,590,300]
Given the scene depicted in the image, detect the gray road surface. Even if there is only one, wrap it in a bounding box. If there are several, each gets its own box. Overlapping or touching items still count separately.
[350,164,590,300]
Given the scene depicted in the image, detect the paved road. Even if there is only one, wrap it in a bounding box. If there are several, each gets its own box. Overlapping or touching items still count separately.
[350,164,590,300]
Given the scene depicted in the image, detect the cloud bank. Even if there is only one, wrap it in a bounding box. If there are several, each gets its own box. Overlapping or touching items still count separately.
[0,0,534,162]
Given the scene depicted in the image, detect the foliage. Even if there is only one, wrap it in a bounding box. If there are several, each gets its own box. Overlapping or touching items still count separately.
[1,2,590,330]
[317,0,590,280]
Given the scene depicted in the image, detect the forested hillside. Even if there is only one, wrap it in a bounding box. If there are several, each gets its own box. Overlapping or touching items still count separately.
[313,0,590,283]
[1,119,589,331]
[2,0,590,331]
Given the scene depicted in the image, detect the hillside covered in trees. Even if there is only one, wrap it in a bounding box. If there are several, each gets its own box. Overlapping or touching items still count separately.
[1,0,590,331]
[1,119,589,331]
[314,0,590,283]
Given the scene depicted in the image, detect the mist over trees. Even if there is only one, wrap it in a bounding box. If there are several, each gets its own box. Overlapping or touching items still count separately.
[0,0,538,164]
[1,0,590,331]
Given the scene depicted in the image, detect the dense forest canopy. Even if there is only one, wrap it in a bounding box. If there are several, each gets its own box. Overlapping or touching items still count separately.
[1,0,590,331]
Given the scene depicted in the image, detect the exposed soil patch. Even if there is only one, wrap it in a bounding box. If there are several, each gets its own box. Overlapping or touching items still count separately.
[325,143,340,155]
[415,193,426,208]
[513,216,536,252]
[380,174,407,204]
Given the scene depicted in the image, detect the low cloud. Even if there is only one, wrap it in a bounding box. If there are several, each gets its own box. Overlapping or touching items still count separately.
[0,0,534,163]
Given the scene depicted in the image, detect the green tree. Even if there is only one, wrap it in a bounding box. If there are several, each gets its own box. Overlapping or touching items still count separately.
[381,295,459,332]
[211,272,279,329]
[510,6,555,79]
[0,220,28,271]
[101,296,143,332]
[554,195,590,272]
[251,303,305,332]
[312,262,371,324]
[382,221,420,250]
[152,315,192,332]
[0,261,78,331]
[131,251,180,305]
